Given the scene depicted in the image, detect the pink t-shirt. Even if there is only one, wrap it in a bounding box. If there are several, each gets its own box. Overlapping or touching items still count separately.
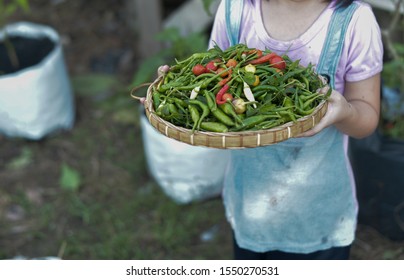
[208,0,383,254]
[209,0,383,95]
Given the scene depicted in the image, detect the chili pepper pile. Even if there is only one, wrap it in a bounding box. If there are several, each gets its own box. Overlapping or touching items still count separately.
[151,44,329,133]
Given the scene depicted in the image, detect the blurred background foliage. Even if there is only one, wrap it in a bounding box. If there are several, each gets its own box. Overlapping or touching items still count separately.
[0,0,403,260]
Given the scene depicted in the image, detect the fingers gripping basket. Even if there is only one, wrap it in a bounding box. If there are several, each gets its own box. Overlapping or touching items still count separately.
[143,77,328,149]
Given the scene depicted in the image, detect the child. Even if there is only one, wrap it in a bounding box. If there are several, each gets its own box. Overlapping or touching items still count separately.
[208,0,383,260]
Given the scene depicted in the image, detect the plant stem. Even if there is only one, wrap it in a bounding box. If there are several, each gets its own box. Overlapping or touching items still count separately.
[1,30,19,69]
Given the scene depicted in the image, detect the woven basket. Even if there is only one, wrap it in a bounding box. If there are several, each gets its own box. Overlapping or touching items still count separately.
[142,77,328,149]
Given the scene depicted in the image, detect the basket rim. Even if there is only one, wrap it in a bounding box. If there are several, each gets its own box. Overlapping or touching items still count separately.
[143,76,328,148]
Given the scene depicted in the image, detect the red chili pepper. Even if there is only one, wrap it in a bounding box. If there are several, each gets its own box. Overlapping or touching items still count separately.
[206,58,221,72]
[192,64,207,76]
[246,52,277,65]
[216,67,232,78]
[222,93,233,102]
[216,98,227,105]
[269,56,286,70]
[225,58,238,68]
[218,74,232,86]
[216,84,230,105]
[255,49,263,58]
[242,49,263,58]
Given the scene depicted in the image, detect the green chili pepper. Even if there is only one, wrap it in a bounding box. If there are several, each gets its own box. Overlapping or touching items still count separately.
[188,104,200,132]
[168,103,178,115]
[157,103,170,117]
[252,85,279,98]
[278,110,297,122]
[297,93,317,104]
[201,70,230,89]
[300,75,310,89]
[172,98,187,110]
[255,65,281,75]
[252,84,279,93]
[200,122,229,133]
[231,115,277,131]
[302,94,321,110]
[193,72,217,81]
[212,107,235,127]
[152,91,161,109]
[189,99,210,130]
[280,68,307,83]
[257,103,276,114]
[298,95,305,109]
[158,81,182,93]
[204,91,235,127]
[174,52,213,67]
[295,106,316,116]
[219,102,243,125]
[235,82,243,98]
[256,119,283,130]
[204,90,217,111]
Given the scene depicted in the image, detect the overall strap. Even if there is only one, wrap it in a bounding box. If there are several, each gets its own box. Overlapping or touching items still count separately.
[225,0,244,46]
[316,3,359,88]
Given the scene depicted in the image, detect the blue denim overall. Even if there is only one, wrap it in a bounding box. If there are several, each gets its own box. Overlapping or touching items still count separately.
[224,0,360,253]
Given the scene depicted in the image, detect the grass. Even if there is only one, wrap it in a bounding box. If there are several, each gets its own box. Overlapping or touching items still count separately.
[0,74,233,260]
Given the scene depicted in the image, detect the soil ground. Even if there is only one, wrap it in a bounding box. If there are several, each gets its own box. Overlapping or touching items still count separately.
[0,0,403,260]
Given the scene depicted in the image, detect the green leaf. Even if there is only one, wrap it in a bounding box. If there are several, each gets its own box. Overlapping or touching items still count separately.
[393,42,404,56]
[71,73,119,96]
[155,27,181,42]
[172,32,208,60]
[1,0,29,19]
[382,248,403,260]
[129,26,207,90]
[243,72,256,85]
[112,108,138,125]
[382,58,404,93]
[202,0,215,16]
[16,0,30,11]
[60,163,81,191]
[6,147,33,170]
[4,4,17,17]
[130,56,166,87]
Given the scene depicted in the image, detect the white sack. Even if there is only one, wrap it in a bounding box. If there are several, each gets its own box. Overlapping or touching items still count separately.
[0,22,74,140]
[140,112,230,204]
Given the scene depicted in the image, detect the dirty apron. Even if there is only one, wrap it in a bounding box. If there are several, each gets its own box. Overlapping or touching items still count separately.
[224,0,359,253]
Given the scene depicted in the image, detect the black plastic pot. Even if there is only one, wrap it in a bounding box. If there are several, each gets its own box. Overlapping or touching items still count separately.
[349,131,404,240]
[0,22,74,140]
[0,35,54,74]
